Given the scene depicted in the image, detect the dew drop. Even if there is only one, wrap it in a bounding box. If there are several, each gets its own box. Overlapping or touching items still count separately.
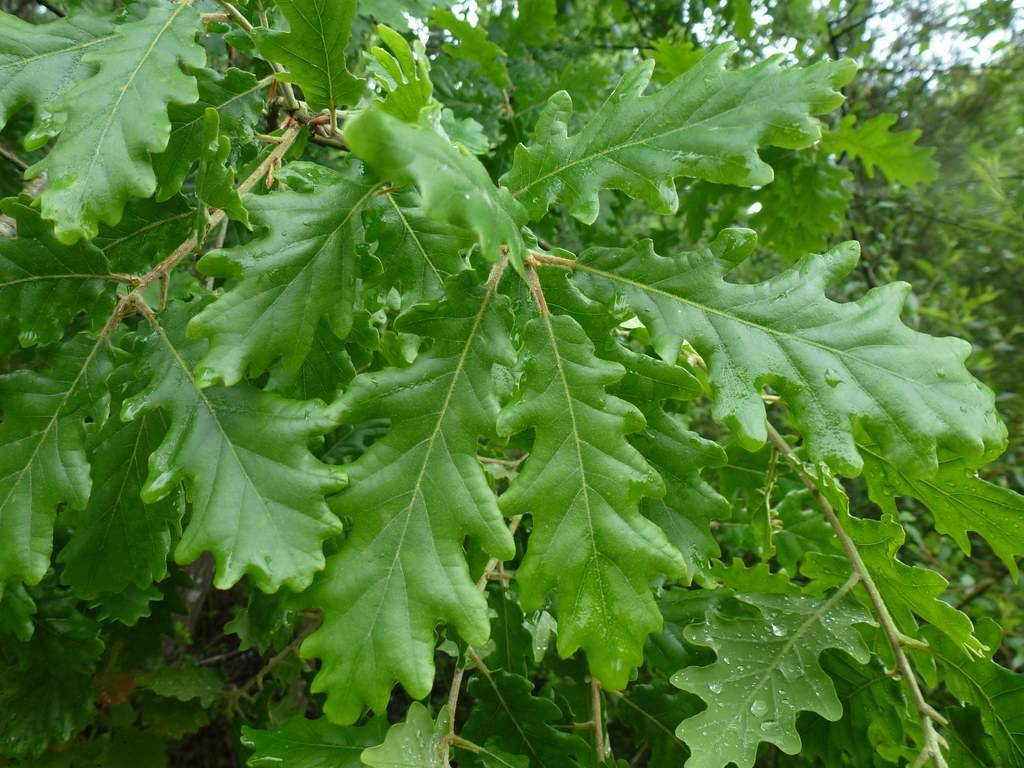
[750,699,769,717]
[770,623,786,637]
[708,680,723,694]
[824,367,842,388]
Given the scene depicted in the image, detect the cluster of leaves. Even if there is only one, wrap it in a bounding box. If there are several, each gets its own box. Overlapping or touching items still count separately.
[0,1,1021,766]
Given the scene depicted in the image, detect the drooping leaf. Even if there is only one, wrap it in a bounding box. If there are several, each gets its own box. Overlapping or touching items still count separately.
[798,652,918,768]
[822,113,938,187]
[345,106,528,266]
[0,8,116,146]
[924,618,1024,766]
[28,2,206,242]
[122,302,346,593]
[0,334,112,587]
[243,715,387,768]
[255,0,364,115]
[152,66,265,200]
[862,445,1024,580]
[361,703,449,768]
[567,228,1006,477]
[58,373,181,598]
[497,313,685,689]
[193,108,249,237]
[301,272,516,723]
[188,164,379,386]
[804,465,985,656]
[0,199,115,351]
[672,591,872,768]
[631,409,730,586]
[462,670,594,768]
[502,46,856,222]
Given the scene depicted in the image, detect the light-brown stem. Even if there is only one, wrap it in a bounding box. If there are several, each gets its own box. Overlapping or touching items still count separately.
[765,422,948,767]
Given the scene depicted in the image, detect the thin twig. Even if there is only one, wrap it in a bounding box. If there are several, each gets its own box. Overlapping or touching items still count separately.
[0,143,28,172]
[765,423,949,767]
[215,0,300,111]
[134,124,301,293]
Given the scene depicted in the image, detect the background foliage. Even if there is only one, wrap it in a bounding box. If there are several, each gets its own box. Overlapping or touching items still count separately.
[0,0,1021,766]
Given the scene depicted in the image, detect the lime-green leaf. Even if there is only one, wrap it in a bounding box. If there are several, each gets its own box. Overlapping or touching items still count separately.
[822,113,938,187]
[255,0,363,114]
[28,3,206,243]
[361,703,449,768]
[0,199,115,351]
[672,591,872,768]
[58,380,180,598]
[0,334,112,587]
[188,165,379,386]
[242,715,386,768]
[568,229,1006,477]
[862,446,1024,580]
[503,46,855,222]
[152,67,265,201]
[122,303,346,593]
[0,8,116,146]
[301,273,515,723]
[497,313,685,689]
[346,107,527,267]
[632,409,730,586]
[371,25,434,122]
[463,671,594,768]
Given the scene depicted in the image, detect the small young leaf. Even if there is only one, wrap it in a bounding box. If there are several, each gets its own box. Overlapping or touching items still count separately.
[346,107,527,267]
[361,703,449,768]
